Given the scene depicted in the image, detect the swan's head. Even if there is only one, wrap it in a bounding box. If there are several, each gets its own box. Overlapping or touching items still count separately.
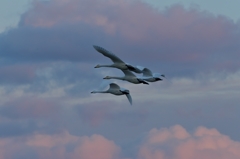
[103,76,111,79]
[94,64,100,68]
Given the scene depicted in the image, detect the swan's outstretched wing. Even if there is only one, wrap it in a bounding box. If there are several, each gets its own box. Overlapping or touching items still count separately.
[126,94,132,105]
[93,45,124,63]
[125,64,143,73]
[122,70,136,77]
[136,65,145,71]
[142,68,153,77]
[120,87,129,94]
[109,83,120,90]
[153,73,165,78]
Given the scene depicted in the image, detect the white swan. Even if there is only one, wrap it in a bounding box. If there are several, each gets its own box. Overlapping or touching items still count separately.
[91,83,132,105]
[103,70,149,85]
[93,45,142,73]
[140,67,165,82]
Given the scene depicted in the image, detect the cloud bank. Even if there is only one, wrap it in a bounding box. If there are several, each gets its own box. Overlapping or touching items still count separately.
[138,125,240,159]
[0,126,240,159]
[0,0,239,76]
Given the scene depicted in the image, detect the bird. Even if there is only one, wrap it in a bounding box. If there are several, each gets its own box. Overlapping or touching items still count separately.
[140,67,165,82]
[91,83,132,105]
[93,45,142,73]
[103,69,149,85]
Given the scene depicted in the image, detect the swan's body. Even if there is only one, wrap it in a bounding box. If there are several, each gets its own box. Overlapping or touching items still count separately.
[91,83,132,105]
[103,70,149,85]
[93,45,142,73]
[140,67,165,82]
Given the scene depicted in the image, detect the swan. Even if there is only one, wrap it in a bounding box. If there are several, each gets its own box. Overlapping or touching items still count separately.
[91,83,132,105]
[140,67,165,82]
[93,45,142,73]
[103,70,149,85]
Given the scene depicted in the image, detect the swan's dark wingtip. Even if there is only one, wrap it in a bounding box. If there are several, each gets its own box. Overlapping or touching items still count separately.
[143,81,149,85]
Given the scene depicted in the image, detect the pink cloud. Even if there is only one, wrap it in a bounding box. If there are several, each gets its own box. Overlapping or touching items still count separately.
[138,125,240,159]
[73,134,121,159]
[0,131,121,159]
[0,126,240,159]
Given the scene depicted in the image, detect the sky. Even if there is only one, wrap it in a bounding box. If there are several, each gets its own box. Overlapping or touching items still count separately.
[0,0,240,159]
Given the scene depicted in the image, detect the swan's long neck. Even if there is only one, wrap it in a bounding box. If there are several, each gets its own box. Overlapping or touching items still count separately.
[98,64,113,68]
[91,90,108,93]
[107,76,124,80]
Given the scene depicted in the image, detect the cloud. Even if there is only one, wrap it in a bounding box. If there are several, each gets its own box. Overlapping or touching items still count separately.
[138,125,240,159]
[0,63,37,84]
[0,97,59,119]
[0,125,240,159]
[0,0,239,77]
[74,102,148,127]
[0,131,121,159]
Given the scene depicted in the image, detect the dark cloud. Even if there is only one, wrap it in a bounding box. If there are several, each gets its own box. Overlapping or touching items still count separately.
[0,0,239,77]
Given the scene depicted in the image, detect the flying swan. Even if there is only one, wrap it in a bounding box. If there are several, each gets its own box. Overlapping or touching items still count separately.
[140,67,165,82]
[103,69,149,85]
[91,83,132,105]
[93,45,142,73]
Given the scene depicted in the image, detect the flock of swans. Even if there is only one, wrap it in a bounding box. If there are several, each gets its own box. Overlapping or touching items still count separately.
[91,45,165,105]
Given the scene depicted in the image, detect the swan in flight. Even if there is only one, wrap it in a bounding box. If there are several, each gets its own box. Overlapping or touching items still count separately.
[103,70,149,85]
[140,67,165,82]
[91,83,132,105]
[93,45,142,73]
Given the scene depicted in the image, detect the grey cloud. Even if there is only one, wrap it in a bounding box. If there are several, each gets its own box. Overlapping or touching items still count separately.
[0,1,239,78]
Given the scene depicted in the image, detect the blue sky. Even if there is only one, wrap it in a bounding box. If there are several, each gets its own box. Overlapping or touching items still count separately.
[0,0,31,32]
[0,0,240,158]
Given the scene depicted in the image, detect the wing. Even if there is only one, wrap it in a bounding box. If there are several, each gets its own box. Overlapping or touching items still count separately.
[135,65,145,71]
[153,73,165,78]
[125,94,132,105]
[142,68,153,77]
[109,83,120,90]
[93,45,124,63]
[122,70,136,77]
[120,87,129,94]
[126,64,143,74]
